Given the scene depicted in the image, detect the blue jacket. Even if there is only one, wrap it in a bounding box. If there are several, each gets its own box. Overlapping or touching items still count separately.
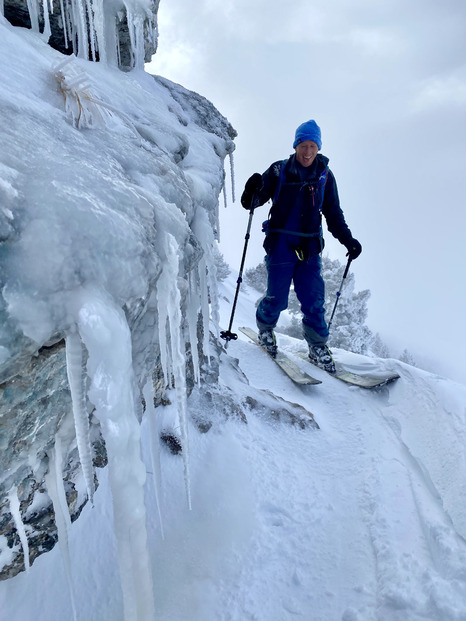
[251,154,353,258]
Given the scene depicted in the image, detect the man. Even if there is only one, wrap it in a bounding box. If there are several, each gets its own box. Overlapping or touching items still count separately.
[240,119,362,373]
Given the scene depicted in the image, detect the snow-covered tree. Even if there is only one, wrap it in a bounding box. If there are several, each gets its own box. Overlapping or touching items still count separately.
[322,256,372,354]
[370,333,391,359]
[212,244,230,282]
[399,348,416,366]
[244,261,267,294]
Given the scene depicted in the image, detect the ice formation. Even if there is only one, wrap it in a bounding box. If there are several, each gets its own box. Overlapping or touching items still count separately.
[16,0,158,68]
[65,329,95,504]
[143,378,164,538]
[77,290,156,621]
[44,436,77,621]
[156,234,192,509]
[7,488,30,573]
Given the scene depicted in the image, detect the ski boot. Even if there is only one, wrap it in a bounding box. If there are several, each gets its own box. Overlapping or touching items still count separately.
[258,329,278,358]
[308,344,336,374]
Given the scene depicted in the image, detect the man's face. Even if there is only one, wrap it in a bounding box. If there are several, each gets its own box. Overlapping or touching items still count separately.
[295,140,319,167]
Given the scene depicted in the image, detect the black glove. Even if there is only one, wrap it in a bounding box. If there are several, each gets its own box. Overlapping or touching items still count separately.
[345,238,362,260]
[241,173,263,210]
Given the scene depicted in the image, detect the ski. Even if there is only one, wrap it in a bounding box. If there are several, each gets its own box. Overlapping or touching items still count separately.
[297,352,400,389]
[239,327,321,386]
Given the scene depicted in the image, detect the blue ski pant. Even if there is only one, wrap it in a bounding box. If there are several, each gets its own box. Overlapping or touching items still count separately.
[256,253,329,346]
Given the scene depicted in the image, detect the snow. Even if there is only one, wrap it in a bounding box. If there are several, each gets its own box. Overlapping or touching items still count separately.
[2,12,466,621]
[3,270,466,620]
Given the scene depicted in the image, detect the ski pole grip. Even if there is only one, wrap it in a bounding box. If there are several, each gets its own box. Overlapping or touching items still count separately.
[343,258,352,279]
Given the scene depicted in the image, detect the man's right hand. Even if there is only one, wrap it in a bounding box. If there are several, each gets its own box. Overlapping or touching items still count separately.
[241,173,263,210]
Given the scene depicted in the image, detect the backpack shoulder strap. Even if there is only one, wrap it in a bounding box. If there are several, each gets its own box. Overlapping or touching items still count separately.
[272,159,288,204]
[318,167,328,189]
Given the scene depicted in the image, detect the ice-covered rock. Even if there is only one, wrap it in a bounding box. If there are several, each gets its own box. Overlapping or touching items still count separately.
[0,12,236,585]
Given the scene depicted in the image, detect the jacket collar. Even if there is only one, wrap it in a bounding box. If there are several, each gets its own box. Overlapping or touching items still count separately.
[286,153,329,181]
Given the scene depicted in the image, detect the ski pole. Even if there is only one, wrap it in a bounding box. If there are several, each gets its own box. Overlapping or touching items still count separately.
[328,257,352,332]
[220,198,258,344]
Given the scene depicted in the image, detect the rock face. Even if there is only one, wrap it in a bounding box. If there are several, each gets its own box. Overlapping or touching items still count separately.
[3,0,160,68]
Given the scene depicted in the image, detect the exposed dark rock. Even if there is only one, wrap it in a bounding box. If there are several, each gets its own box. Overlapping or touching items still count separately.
[160,432,183,455]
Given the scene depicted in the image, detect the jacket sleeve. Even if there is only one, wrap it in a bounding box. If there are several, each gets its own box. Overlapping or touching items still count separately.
[240,161,282,209]
[321,170,353,246]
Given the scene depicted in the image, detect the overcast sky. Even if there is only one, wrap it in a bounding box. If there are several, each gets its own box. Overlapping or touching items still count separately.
[147,0,466,383]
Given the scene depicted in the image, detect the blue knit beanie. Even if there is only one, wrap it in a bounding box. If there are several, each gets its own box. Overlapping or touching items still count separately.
[293,120,322,150]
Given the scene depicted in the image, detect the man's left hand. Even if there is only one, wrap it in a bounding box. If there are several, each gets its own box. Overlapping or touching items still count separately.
[345,238,362,260]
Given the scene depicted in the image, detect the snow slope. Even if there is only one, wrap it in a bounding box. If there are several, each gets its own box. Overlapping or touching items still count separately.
[2,273,466,621]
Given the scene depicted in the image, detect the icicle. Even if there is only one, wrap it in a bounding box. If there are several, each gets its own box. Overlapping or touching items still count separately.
[0,1,4,17]
[85,0,97,61]
[206,250,220,340]
[122,0,154,70]
[65,1,75,52]
[229,150,236,203]
[191,206,221,356]
[198,253,211,358]
[142,378,165,539]
[186,271,201,384]
[157,311,170,387]
[91,0,106,64]
[156,235,192,509]
[45,437,77,621]
[7,488,30,572]
[26,0,40,32]
[72,0,89,59]
[58,0,69,49]
[77,290,155,621]
[41,0,52,41]
[65,329,95,504]
[222,180,227,209]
